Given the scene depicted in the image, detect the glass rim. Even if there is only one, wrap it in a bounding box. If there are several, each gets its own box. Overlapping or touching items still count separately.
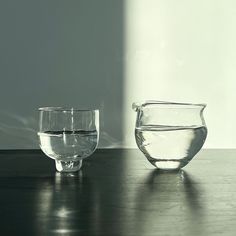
[133,100,207,109]
[38,107,99,112]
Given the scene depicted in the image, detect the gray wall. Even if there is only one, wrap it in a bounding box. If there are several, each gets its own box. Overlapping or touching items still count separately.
[0,0,124,149]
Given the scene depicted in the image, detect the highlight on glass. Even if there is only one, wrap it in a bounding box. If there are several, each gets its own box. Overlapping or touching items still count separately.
[38,107,99,172]
[133,101,207,170]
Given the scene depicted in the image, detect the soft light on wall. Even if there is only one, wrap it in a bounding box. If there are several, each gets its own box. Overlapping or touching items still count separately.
[123,0,236,148]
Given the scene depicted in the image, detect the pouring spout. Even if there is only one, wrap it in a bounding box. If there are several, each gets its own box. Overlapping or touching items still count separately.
[132,102,142,112]
[132,100,164,111]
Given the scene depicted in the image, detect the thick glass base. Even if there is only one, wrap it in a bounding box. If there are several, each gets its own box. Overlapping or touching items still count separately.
[148,158,189,170]
[55,160,82,172]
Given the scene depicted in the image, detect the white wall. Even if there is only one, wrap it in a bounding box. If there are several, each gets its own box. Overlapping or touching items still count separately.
[124,0,236,148]
[0,0,235,149]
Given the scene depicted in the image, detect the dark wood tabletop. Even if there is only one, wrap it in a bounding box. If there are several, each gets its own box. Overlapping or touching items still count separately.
[0,149,235,236]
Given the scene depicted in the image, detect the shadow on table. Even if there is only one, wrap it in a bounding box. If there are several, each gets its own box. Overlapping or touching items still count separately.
[33,171,98,235]
[131,170,205,235]
[33,161,127,235]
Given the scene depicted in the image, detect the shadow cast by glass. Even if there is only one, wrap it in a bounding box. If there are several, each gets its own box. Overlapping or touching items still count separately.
[33,172,99,235]
[33,155,128,236]
[132,169,205,235]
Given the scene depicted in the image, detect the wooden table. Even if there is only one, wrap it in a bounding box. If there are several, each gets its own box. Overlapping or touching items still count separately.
[0,149,235,235]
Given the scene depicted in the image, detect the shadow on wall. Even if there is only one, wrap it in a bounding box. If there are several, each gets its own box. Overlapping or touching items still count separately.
[0,111,38,149]
[0,0,124,149]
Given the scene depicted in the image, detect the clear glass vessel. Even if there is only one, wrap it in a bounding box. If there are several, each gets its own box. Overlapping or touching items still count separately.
[38,107,99,172]
[133,101,207,170]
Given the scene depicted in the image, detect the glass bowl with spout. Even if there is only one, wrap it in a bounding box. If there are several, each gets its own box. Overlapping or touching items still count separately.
[133,101,207,170]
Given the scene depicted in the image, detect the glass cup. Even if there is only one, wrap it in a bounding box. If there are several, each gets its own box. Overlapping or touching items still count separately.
[38,107,99,172]
[133,101,207,170]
